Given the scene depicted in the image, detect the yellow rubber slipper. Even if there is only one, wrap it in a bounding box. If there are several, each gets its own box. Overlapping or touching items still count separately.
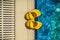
[25,20,42,30]
[25,9,41,20]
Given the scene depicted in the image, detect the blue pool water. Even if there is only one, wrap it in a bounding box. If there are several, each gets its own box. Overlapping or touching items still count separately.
[35,0,60,40]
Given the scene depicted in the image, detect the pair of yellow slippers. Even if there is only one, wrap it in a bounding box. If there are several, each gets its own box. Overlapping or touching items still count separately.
[25,9,42,30]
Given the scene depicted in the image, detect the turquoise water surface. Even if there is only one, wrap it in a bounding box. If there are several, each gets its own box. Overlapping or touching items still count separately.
[35,0,60,40]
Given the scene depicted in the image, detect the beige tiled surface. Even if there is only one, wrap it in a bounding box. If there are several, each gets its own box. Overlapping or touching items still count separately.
[15,0,34,40]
